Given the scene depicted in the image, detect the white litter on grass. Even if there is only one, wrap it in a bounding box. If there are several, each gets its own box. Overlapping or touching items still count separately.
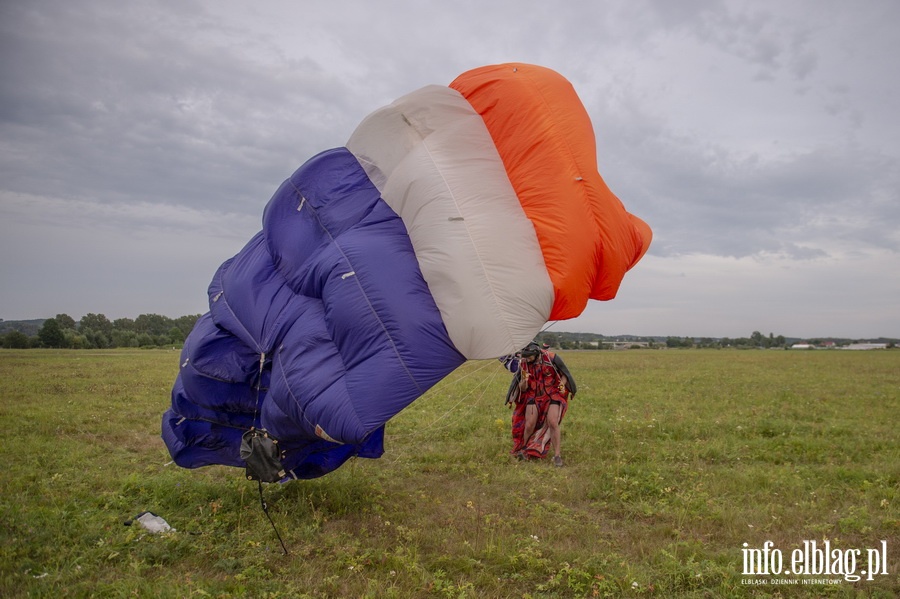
[132,512,174,533]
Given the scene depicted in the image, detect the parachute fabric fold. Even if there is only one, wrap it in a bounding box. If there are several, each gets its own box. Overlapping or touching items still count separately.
[163,148,466,479]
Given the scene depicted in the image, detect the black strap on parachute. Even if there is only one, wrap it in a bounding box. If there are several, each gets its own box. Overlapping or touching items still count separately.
[241,350,289,555]
[240,428,289,556]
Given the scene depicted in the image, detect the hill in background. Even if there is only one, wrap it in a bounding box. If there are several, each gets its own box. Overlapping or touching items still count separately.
[0,319,44,337]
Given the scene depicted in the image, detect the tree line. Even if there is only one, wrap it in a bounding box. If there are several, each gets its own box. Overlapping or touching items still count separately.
[538,331,790,350]
[0,313,202,349]
[662,331,787,349]
[4,318,892,351]
[538,330,895,350]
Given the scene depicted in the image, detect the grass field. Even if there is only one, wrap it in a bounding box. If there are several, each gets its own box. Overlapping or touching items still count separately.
[1,348,898,597]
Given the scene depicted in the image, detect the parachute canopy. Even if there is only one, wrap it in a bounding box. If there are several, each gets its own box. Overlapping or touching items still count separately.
[162,63,652,480]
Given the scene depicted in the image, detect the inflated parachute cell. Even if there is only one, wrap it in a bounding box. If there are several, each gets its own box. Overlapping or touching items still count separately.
[162,63,652,480]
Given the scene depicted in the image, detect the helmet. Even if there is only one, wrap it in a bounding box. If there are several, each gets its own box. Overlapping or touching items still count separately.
[520,342,541,358]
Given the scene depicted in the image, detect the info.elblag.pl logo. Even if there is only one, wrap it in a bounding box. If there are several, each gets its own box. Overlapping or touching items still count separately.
[741,540,889,584]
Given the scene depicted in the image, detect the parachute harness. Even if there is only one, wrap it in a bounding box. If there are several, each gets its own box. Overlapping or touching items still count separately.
[239,351,289,555]
[522,350,566,398]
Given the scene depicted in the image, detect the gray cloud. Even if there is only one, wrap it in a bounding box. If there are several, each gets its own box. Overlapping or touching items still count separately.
[1,0,897,337]
[605,129,900,258]
[1,0,363,216]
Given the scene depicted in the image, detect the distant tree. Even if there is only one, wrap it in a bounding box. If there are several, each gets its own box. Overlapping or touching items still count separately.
[173,314,202,338]
[38,318,67,348]
[666,336,694,348]
[66,331,89,349]
[134,314,171,336]
[84,329,110,349]
[79,313,113,336]
[168,327,185,344]
[136,332,155,347]
[110,329,138,348]
[55,313,77,330]
[113,317,136,331]
[2,330,30,348]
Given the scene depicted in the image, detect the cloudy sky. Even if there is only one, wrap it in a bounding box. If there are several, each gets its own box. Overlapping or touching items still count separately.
[2,0,898,339]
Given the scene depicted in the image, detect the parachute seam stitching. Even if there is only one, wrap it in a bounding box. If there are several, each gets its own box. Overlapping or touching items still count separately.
[519,67,603,297]
[288,182,427,403]
[418,136,517,351]
[211,242,267,355]
[213,289,264,355]
[272,347,321,434]
[461,65,600,314]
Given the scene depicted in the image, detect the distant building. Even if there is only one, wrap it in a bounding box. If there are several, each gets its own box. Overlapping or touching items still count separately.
[790,343,814,350]
[843,343,888,350]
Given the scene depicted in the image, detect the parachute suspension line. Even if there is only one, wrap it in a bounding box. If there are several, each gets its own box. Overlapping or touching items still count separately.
[253,352,266,424]
[431,357,497,388]
[384,360,503,469]
[395,359,500,439]
[246,351,289,556]
[540,320,559,335]
[427,361,499,431]
[256,480,288,556]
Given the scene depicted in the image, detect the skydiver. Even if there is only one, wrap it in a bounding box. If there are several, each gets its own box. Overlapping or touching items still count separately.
[503,342,576,466]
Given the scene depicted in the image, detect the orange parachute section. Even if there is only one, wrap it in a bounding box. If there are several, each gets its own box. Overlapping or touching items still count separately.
[450,63,652,320]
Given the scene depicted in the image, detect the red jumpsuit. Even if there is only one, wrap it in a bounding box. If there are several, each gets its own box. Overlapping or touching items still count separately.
[510,351,570,459]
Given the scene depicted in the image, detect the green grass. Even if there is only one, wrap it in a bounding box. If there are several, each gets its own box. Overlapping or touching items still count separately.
[1,349,898,597]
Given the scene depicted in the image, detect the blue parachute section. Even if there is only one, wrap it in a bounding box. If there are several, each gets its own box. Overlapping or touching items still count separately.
[162,148,466,479]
